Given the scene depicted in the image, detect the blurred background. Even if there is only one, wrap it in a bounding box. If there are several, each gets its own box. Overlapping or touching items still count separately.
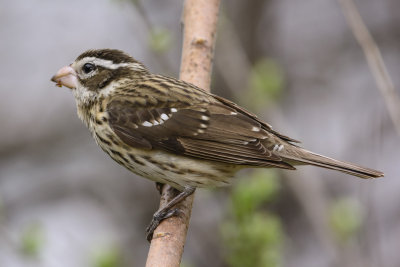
[0,0,399,266]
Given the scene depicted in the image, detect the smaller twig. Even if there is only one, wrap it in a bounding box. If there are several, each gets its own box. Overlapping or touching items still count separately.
[131,0,174,72]
[339,0,400,135]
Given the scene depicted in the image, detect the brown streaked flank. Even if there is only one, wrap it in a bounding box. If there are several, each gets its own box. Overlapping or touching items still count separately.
[51,49,384,240]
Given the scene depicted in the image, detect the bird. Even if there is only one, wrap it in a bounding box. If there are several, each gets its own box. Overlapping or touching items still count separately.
[51,49,383,240]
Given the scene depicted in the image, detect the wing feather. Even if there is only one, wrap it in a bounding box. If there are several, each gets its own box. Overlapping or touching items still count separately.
[106,77,297,169]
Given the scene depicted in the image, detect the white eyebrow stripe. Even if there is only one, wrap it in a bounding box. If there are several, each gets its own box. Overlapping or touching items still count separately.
[82,57,131,69]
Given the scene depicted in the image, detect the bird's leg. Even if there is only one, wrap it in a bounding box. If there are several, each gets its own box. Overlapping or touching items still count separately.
[155,182,164,195]
[146,186,196,241]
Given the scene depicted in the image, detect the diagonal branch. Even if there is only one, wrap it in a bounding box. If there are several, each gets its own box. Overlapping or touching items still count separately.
[339,0,400,135]
[145,0,221,266]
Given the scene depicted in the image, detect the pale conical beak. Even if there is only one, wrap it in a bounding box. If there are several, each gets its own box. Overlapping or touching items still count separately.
[51,65,78,89]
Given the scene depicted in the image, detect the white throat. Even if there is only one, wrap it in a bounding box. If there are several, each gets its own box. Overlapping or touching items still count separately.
[73,80,119,125]
[73,85,96,105]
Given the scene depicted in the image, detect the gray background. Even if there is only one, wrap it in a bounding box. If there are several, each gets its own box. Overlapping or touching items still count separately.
[0,0,399,266]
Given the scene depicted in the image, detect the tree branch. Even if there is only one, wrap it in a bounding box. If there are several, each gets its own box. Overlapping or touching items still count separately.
[145,0,221,266]
[339,0,400,135]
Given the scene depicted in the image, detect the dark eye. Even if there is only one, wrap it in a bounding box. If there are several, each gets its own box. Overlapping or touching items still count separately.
[82,63,96,74]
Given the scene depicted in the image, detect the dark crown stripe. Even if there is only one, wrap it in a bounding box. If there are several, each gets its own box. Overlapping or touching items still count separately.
[77,49,138,64]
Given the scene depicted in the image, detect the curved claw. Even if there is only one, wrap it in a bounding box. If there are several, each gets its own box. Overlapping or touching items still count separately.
[146,208,181,242]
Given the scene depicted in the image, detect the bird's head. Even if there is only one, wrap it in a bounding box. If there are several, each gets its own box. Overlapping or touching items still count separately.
[51,49,148,105]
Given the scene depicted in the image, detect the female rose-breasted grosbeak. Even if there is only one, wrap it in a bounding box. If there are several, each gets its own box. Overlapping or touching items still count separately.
[51,49,383,238]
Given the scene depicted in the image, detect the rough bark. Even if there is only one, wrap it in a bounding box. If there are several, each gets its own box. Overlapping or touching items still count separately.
[145,0,221,266]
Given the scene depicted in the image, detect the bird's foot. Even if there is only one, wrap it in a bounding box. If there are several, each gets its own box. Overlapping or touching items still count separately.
[146,208,181,242]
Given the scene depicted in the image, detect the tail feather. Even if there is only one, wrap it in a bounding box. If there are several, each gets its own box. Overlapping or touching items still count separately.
[283,148,384,179]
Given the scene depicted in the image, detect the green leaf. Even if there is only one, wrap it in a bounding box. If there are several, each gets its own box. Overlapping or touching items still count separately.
[148,28,172,53]
[222,214,282,267]
[329,197,363,242]
[232,170,280,220]
[92,246,123,267]
[245,59,284,110]
[222,170,283,267]
[20,223,44,258]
